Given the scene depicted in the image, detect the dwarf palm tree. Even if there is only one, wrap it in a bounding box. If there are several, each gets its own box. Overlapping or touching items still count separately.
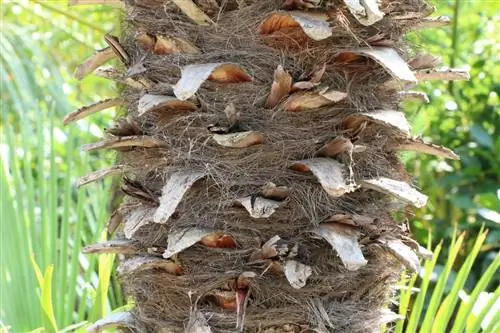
[68,0,468,332]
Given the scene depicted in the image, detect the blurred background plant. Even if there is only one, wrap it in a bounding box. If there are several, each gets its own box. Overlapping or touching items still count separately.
[0,0,498,332]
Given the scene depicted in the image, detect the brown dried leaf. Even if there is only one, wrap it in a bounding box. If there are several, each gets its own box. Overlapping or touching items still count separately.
[291,158,356,197]
[235,196,282,218]
[342,0,384,26]
[162,228,212,258]
[311,223,367,271]
[261,182,290,200]
[154,171,206,223]
[408,53,441,70]
[266,65,292,108]
[81,135,165,152]
[87,312,146,333]
[213,131,264,148]
[378,238,420,272]
[64,98,122,125]
[284,260,312,289]
[104,34,129,65]
[316,137,353,157]
[174,63,251,100]
[396,138,459,160]
[291,63,326,92]
[346,48,417,83]
[74,47,115,80]
[284,90,347,112]
[83,239,139,254]
[200,233,237,248]
[260,11,332,41]
[171,0,213,25]
[118,256,183,275]
[415,68,470,81]
[360,177,428,208]
[138,94,197,116]
[76,165,125,188]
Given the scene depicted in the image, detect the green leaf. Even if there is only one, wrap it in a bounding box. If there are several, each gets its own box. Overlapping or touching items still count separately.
[470,124,494,148]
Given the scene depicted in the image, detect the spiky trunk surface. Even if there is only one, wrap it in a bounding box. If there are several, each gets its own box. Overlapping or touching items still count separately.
[71,1,465,332]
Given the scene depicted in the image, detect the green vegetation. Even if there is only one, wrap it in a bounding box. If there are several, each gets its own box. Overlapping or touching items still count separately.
[0,0,498,332]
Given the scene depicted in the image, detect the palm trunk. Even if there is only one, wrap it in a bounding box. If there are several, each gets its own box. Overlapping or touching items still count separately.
[69,0,467,332]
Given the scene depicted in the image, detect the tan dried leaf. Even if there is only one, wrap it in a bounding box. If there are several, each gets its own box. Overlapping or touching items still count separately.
[74,47,115,80]
[316,137,353,157]
[408,53,441,70]
[83,239,139,254]
[76,165,124,188]
[94,66,148,90]
[235,196,282,218]
[284,90,347,112]
[155,36,200,54]
[415,68,470,81]
[342,0,384,26]
[291,63,326,91]
[284,260,312,289]
[361,177,428,208]
[266,65,292,108]
[348,47,417,83]
[64,98,122,125]
[378,238,420,272]
[173,63,251,100]
[261,182,290,200]
[415,16,451,29]
[123,206,154,239]
[171,0,213,25]
[344,110,411,136]
[87,312,146,333]
[117,256,183,275]
[396,138,459,160]
[260,11,332,41]
[398,91,430,103]
[138,94,197,116]
[154,171,206,223]
[81,135,165,152]
[291,158,356,197]
[311,223,367,271]
[213,131,264,148]
[162,228,212,258]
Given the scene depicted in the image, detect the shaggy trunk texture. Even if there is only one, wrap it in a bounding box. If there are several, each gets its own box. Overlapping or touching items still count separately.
[69,1,467,332]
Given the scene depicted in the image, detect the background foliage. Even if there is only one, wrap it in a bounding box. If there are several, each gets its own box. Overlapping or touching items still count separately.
[0,0,498,332]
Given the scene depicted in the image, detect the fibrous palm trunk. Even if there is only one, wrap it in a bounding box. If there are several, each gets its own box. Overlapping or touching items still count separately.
[69,0,468,332]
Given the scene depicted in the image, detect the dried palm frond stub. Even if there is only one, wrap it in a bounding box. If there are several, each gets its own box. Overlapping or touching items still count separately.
[260,11,332,41]
[394,138,459,160]
[284,89,348,112]
[311,223,367,271]
[81,135,165,152]
[87,312,146,333]
[136,33,200,55]
[360,177,428,208]
[342,0,384,26]
[291,158,357,197]
[154,171,206,223]
[173,63,252,100]
[76,165,125,188]
[64,98,122,125]
[234,196,282,219]
[137,94,198,116]
[74,47,115,80]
